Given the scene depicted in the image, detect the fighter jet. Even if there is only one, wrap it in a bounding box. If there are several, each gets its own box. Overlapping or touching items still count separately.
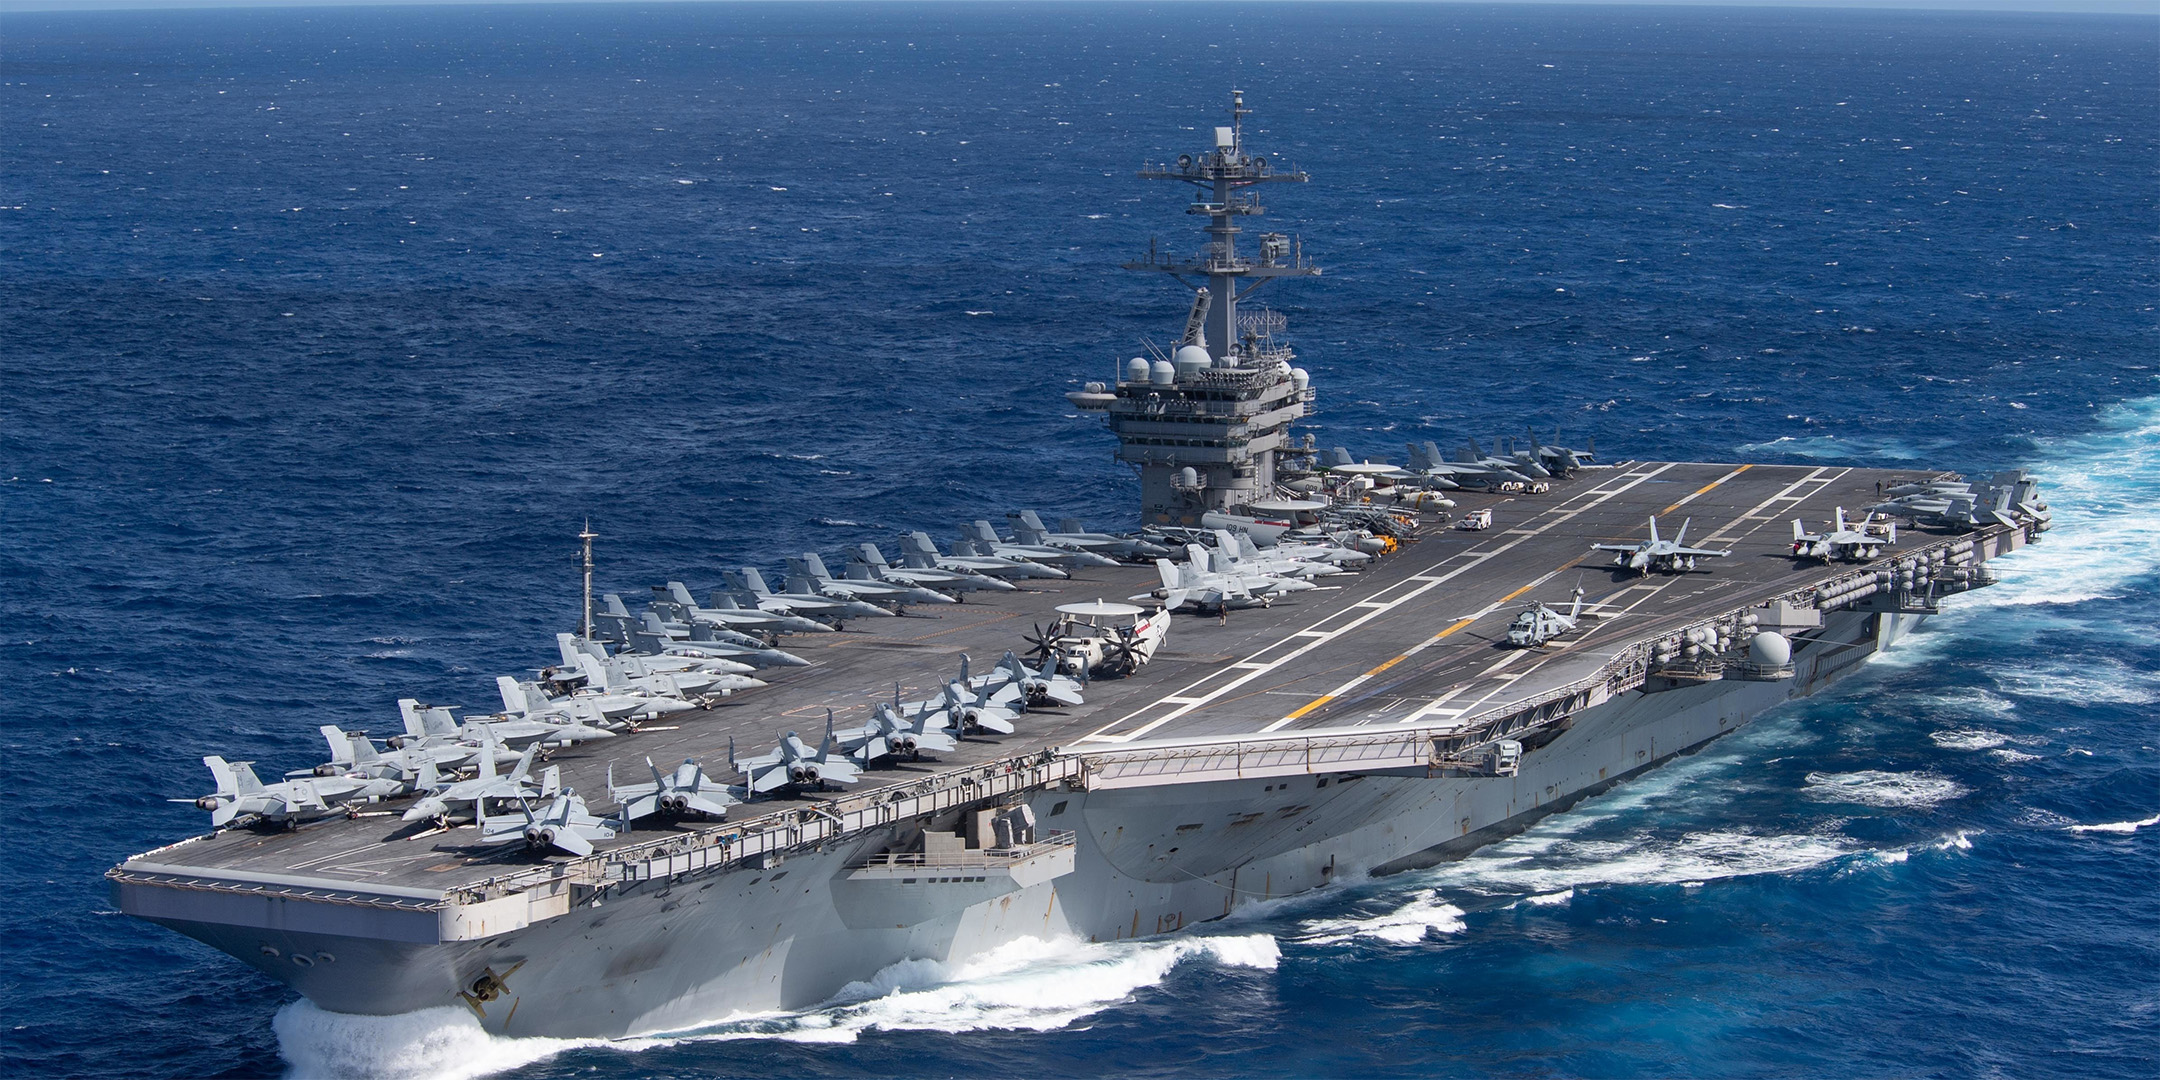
[182,756,403,828]
[1398,441,1539,492]
[1504,585,1587,648]
[1007,510,1172,561]
[1791,508,1896,563]
[649,582,836,636]
[836,700,959,764]
[401,738,549,824]
[921,679,1021,736]
[731,719,863,793]
[478,790,618,857]
[1136,547,1284,614]
[724,567,894,623]
[1519,427,1596,478]
[516,660,698,723]
[960,520,1122,568]
[313,724,476,781]
[974,650,1087,710]
[1591,517,1733,575]
[1211,529,1345,580]
[617,611,810,668]
[492,676,639,731]
[609,758,737,822]
[552,635,764,697]
[403,693,616,752]
[787,553,956,608]
[847,543,1016,594]
[900,530,1067,580]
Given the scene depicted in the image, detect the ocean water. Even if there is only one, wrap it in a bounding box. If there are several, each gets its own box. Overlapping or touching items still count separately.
[3,3,2155,1077]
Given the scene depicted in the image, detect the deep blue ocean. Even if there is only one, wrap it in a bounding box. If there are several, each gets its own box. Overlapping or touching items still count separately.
[4,3,2156,1077]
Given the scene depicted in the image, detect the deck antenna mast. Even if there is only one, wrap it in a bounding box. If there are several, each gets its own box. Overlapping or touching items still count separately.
[578,520,598,641]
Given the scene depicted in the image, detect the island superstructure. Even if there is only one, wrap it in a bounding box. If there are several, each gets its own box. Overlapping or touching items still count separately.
[1066,90,1321,524]
[110,96,2051,1040]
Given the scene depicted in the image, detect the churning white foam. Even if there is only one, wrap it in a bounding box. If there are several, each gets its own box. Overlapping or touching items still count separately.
[1939,396,2160,611]
[274,933,1278,1076]
[1930,728,2010,751]
[2067,813,2160,835]
[1431,828,1859,898]
[1803,770,1967,809]
[273,1001,610,1080]
[1299,892,1467,946]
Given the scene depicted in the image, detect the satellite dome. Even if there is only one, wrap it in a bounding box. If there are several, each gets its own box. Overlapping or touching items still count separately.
[1149,359,1176,386]
[1748,632,1792,668]
[1126,357,1150,383]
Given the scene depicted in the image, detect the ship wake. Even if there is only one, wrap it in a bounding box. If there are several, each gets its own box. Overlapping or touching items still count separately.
[273,934,1279,1077]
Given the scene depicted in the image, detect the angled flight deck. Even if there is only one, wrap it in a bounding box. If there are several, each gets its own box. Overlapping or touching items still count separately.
[132,460,1955,894]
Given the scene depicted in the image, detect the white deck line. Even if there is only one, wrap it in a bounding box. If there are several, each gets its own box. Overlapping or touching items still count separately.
[1074,463,1681,745]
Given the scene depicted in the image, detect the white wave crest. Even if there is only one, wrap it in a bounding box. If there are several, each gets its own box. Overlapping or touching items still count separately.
[683,934,1277,1043]
[272,1001,608,1080]
[2068,813,2160,835]
[1989,748,2043,764]
[275,933,1278,1075]
[1300,892,1467,945]
[1939,396,2160,610]
[1930,728,2010,751]
[1433,828,1857,897]
[1803,770,1967,809]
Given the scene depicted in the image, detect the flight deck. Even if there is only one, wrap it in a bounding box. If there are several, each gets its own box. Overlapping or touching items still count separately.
[123,460,1979,896]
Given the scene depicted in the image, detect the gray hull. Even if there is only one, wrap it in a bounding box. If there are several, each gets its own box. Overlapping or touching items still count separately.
[139,607,1915,1039]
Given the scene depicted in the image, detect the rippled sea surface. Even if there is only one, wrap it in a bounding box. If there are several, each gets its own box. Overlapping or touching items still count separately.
[4,4,2156,1077]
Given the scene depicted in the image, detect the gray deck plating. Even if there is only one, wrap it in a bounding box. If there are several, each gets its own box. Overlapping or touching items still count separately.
[129,461,1947,895]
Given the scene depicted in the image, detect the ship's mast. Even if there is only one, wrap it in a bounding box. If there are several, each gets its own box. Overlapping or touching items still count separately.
[1125,90,1319,360]
[1068,92,1322,526]
[578,520,597,641]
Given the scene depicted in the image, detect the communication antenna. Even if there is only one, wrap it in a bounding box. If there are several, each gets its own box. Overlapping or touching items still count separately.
[578,520,598,640]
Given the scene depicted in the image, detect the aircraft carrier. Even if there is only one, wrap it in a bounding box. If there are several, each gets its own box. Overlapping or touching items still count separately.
[110,94,2050,1040]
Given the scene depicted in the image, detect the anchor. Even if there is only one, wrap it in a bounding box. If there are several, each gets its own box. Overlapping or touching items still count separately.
[455,960,525,1019]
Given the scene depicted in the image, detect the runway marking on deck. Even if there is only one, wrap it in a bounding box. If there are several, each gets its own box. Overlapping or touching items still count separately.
[1074,465,1679,744]
[1393,467,1853,727]
[1660,463,1752,516]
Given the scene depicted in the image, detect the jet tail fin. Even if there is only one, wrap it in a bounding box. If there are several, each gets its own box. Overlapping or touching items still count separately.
[320,725,353,766]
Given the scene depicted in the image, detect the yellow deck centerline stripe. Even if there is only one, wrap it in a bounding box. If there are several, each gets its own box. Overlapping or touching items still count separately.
[1660,463,1752,516]
[1273,569,1568,725]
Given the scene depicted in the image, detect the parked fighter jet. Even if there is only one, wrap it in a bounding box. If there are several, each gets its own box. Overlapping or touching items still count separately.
[731,719,863,793]
[1504,585,1587,648]
[836,701,958,764]
[619,612,810,668]
[401,738,548,824]
[182,756,402,828]
[975,650,1088,709]
[553,634,764,696]
[492,675,651,732]
[1138,547,1294,613]
[1210,529,1344,579]
[314,724,476,781]
[1399,441,1539,492]
[725,568,894,623]
[479,790,618,857]
[922,679,1021,736]
[1007,510,1172,561]
[1519,427,1596,477]
[787,553,955,608]
[1592,517,1732,575]
[650,582,835,636]
[847,543,1015,594]
[961,520,1122,568]
[1791,508,1896,563]
[900,531,1067,580]
[609,758,736,822]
